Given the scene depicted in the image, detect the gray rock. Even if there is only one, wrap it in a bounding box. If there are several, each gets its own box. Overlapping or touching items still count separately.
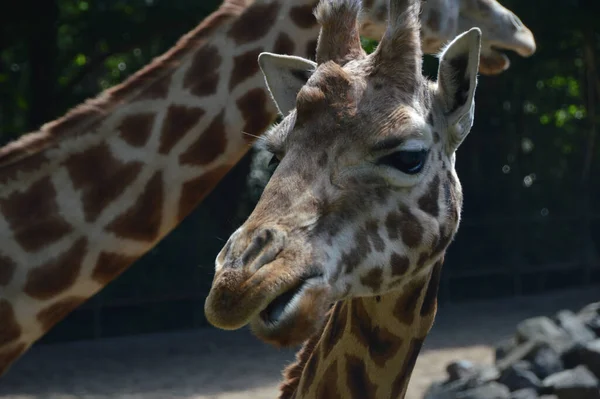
[538,396,559,399]
[562,339,600,379]
[498,361,542,392]
[579,303,600,336]
[510,388,538,399]
[448,360,477,381]
[555,310,596,344]
[516,317,573,353]
[456,382,511,399]
[525,342,564,379]
[542,365,600,399]
[497,338,518,363]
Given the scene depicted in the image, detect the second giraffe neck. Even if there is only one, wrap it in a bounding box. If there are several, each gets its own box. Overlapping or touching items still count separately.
[0,0,320,375]
[281,261,443,399]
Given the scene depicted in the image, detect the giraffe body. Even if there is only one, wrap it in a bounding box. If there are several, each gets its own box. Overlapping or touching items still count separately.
[0,0,532,376]
[205,0,481,397]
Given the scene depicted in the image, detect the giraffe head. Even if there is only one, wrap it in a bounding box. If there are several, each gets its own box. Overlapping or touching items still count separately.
[205,0,480,346]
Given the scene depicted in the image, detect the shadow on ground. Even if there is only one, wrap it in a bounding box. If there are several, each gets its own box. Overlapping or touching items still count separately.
[0,286,598,399]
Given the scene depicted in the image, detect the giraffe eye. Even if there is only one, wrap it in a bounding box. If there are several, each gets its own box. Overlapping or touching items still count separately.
[377,150,428,175]
[267,154,281,171]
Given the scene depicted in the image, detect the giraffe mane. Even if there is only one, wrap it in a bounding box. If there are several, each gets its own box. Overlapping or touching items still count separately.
[0,0,248,170]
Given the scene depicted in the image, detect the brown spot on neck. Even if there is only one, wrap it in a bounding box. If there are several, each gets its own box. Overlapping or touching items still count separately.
[393,280,425,325]
[320,302,347,358]
[315,360,342,399]
[92,252,139,285]
[290,4,318,29]
[0,255,16,286]
[230,48,263,91]
[420,260,443,317]
[345,353,378,399]
[24,238,87,300]
[390,338,424,398]
[106,171,164,242]
[0,300,21,347]
[237,88,274,136]
[349,299,405,368]
[64,143,143,222]
[117,113,155,147]
[183,45,222,97]
[37,296,86,332]
[159,106,205,154]
[274,32,295,55]
[227,2,281,45]
[0,177,73,251]
[179,111,227,165]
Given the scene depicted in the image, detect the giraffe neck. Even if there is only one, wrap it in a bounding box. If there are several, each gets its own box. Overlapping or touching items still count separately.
[280,261,443,399]
[0,0,320,376]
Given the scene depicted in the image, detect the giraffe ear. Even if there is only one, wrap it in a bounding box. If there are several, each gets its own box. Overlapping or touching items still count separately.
[436,28,481,150]
[258,52,317,116]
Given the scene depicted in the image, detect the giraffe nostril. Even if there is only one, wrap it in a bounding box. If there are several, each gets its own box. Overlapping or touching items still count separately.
[237,228,285,272]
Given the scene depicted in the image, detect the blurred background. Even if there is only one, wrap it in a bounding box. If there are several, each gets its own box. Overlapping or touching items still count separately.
[0,0,599,397]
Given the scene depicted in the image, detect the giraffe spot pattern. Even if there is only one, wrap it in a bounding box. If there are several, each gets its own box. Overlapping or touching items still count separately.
[365,220,385,252]
[433,132,441,144]
[391,338,424,398]
[179,111,227,165]
[0,299,21,346]
[417,251,430,268]
[64,143,143,222]
[177,165,233,222]
[315,360,342,399]
[106,171,164,242]
[117,113,155,148]
[299,350,319,397]
[230,48,263,91]
[92,251,139,285]
[274,32,295,55]
[360,267,383,292]
[320,302,347,358]
[0,177,73,252]
[159,105,205,154]
[0,255,16,286]
[345,353,378,399]
[290,4,318,29]
[0,152,49,186]
[36,296,86,332]
[349,299,405,368]
[23,238,87,300]
[418,174,440,217]
[385,207,423,248]
[135,74,172,101]
[390,252,410,277]
[227,3,281,45]
[420,260,443,317]
[236,88,274,136]
[183,45,221,97]
[392,280,425,325]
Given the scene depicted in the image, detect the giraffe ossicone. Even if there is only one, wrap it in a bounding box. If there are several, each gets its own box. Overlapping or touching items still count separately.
[205,0,481,396]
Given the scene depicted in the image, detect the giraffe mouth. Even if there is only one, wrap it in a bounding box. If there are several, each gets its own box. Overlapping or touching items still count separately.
[251,272,330,347]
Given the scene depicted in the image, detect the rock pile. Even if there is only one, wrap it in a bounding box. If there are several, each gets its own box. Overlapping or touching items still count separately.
[424,302,600,399]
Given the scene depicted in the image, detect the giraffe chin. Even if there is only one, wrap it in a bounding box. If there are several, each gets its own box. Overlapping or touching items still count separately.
[249,277,332,347]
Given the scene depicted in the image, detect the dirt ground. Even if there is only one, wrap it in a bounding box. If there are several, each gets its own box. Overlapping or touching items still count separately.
[0,287,597,399]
